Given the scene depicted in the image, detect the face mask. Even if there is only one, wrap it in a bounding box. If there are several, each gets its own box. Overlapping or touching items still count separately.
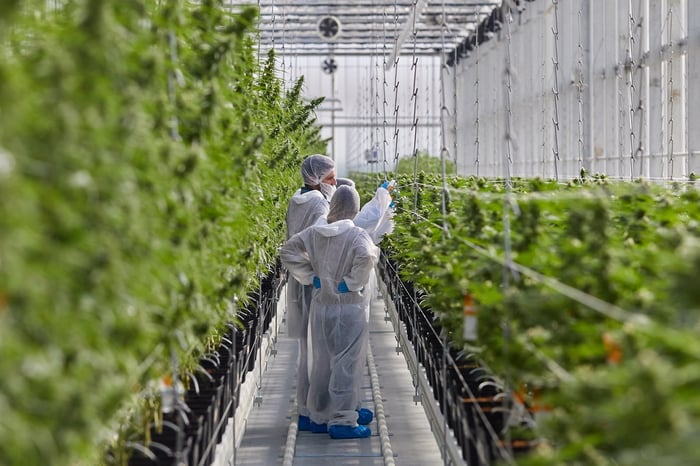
[319,182,336,200]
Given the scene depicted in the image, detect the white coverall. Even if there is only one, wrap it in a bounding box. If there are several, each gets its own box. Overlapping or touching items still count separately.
[285,188,329,418]
[280,219,379,426]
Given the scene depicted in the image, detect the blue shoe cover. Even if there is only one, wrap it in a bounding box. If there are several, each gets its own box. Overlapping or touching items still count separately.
[297,415,312,431]
[310,421,328,433]
[328,425,371,439]
[357,408,373,425]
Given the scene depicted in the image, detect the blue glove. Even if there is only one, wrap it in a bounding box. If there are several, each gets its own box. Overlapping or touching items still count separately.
[313,276,321,289]
[337,280,350,293]
[381,179,396,191]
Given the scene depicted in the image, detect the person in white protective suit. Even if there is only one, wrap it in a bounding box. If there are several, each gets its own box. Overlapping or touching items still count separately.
[305,179,394,432]
[307,180,394,430]
[316,179,394,295]
[281,185,380,439]
[285,154,336,432]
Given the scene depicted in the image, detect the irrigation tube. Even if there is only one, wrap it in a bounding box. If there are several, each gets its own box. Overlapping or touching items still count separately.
[282,313,398,466]
[378,275,467,466]
[367,342,396,465]
[281,410,298,466]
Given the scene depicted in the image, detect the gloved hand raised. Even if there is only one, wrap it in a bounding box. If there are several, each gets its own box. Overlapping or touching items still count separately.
[380,180,397,208]
[337,280,350,293]
[380,180,396,192]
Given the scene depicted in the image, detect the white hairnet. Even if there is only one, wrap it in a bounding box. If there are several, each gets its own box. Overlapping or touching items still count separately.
[336,177,355,188]
[301,154,335,186]
[327,185,360,223]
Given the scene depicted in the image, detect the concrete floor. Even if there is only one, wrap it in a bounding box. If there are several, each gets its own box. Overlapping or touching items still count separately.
[229,276,448,466]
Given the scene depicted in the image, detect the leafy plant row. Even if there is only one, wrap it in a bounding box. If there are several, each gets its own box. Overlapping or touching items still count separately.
[381,173,700,465]
[0,1,325,464]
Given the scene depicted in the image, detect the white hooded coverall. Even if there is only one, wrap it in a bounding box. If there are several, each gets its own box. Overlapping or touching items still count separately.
[285,188,329,418]
[281,219,379,426]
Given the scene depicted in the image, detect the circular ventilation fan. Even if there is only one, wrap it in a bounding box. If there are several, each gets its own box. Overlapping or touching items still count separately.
[322,57,338,74]
[317,16,341,41]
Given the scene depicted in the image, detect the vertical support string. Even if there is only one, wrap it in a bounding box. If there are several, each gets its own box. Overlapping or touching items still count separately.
[438,1,450,463]
[374,8,382,174]
[540,7,547,178]
[577,4,585,181]
[438,0,451,239]
[407,0,421,410]
[256,0,262,66]
[631,0,647,178]
[452,48,458,172]
[370,12,378,174]
[280,0,286,93]
[551,0,561,181]
[382,0,390,176]
[474,32,481,176]
[391,0,401,174]
[666,1,675,179]
[626,0,637,179]
[409,0,420,211]
[616,1,626,178]
[502,2,516,459]
[167,30,181,143]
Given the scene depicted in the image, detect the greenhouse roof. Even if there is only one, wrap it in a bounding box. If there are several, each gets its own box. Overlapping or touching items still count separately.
[225,0,503,59]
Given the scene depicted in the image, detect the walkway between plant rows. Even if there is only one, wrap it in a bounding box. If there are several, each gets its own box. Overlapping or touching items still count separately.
[219,272,449,466]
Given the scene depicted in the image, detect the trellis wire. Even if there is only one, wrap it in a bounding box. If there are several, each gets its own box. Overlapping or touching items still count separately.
[398,203,663,332]
[392,200,696,371]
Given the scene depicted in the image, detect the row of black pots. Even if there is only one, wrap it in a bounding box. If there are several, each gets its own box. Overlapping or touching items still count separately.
[128,264,285,465]
[378,254,536,465]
